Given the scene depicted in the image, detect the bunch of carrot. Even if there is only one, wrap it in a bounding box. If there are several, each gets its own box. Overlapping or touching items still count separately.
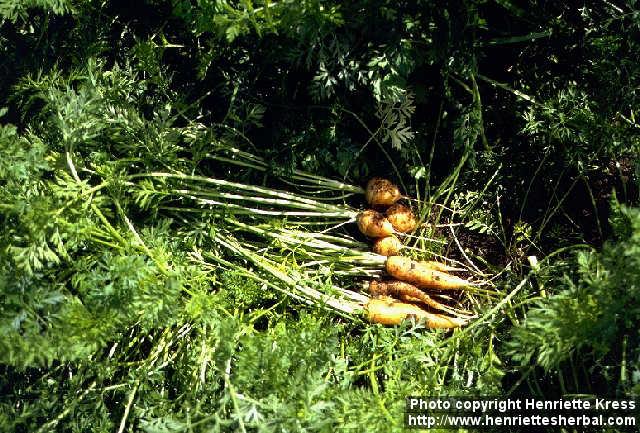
[357,178,470,328]
[132,137,481,326]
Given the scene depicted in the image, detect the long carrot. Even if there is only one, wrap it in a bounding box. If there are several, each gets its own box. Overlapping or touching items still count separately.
[365,297,466,328]
[385,256,471,289]
[368,280,454,314]
[421,261,462,273]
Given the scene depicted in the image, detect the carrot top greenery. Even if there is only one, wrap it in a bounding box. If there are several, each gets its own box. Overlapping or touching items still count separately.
[1,1,639,432]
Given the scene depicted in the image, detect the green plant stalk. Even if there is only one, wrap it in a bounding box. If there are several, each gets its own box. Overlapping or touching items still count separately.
[171,188,345,211]
[189,250,312,306]
[133,171,358,207]
[224,219,385,274]
[204,144,364,194]
[194,197,357,218]
[161,206,352,226]
[132,172,360,222]
[206,230,368,314]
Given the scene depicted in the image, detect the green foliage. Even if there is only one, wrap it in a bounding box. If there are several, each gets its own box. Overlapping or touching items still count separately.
[507,205,640,392]
[1,0,639,431]
[216,270,277,310]
[172,0,344,43]
[0,58,192,368]
[0,0,75,21]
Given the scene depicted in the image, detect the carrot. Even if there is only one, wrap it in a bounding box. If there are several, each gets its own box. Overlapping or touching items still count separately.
[357,210,394,238]
[368,280,453,314]
[365,177,402,206]
[385,203,417,233]
[372,235,403,256]
[385,256,471,290]
[365,297,466,328]
[422,261,461,273]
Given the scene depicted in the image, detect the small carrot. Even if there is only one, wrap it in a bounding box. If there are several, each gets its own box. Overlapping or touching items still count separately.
[372,235,403,256]
[365,177,402,206]
[357,210,394,238]
[386,203,417,233]
[385,256,471,290]
[368,280,453,314]
[365,297,466,328]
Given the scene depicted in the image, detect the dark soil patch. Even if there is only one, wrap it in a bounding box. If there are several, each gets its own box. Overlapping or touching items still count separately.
[443,227,508,270]
[545,155,639,248]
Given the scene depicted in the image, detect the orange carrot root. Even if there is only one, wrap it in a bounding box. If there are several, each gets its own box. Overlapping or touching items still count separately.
[368,280,454,314]
[365,297,466,328]
[365,178,402,206]
[372,235,403,256]
[385,256,471,289]
[386,203,417,233]
[357,210,395,238]
[422,261,461,273]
